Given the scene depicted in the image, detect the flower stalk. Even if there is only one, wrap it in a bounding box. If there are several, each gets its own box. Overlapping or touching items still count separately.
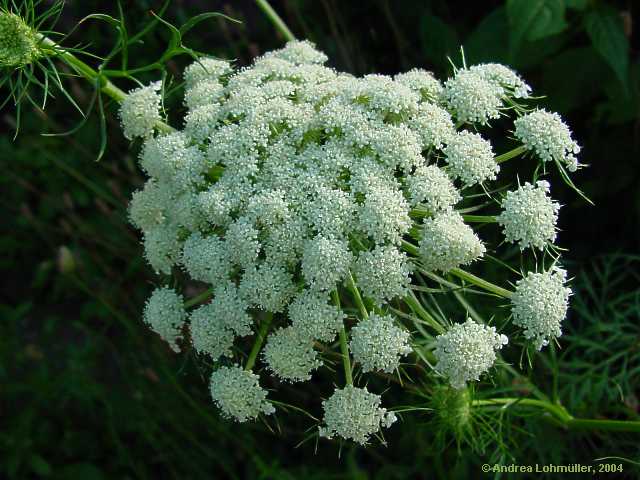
[244,312,273,371]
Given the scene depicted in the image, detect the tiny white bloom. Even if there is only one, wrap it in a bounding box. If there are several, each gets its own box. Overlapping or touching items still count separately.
[210,365,275,422]
[143,286,186,352]
[350,314,412,373]
[319,385,397,444]
[511,267,571,350]
[434,318,508,389]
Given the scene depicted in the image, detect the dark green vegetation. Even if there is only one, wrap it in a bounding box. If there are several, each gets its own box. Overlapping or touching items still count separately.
[1,1,639,478]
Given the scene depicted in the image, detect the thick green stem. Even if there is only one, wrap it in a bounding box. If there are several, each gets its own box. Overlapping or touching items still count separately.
[449,267,513,299]
[346,271,369,319]
[474,398,640,433]
[462,215,498,223]
[495,145,527,164]
[244,312,273,371]
[36,34,173,134]
[254,0,296,42]
[332,290,353,385]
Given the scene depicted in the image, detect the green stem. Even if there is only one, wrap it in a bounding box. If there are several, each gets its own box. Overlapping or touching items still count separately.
[346,271,369,319]
[495,145,527,164]
[36,34,173,134]
[332,290,353,385]
[462,215,498,223]
[404,290,445,334]
[244,312,273,371]
[254,0,296,42]
[449,267,513,299]
[184,288,214,309]
[474,398,640,433]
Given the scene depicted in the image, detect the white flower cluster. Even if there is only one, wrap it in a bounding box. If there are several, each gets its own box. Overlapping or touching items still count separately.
[442,64,530,124]
[319,385,397,445]
[419,212,486,272]
[142,286,185,352]
[434,319,508,389]
[514,109,581,172]
[120,81,162,140]
[497,181,560,250]
[511,267,571,350]
[209,365,275,422]
[350,314,412,373]
[124,40,582,441]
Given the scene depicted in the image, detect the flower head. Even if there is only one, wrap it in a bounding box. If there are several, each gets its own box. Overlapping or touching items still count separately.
[443,69,503,125]
[288,290,345,342]
[443,131,498,185]
[263,326,322,382]
[119,81,162,139]
[497,181,560,250]
[350,314,412,373]
[434,319,508,389]
[353,246,412,306]
[319,385,397,444]
[511,267,571,350]
[514,109,581,172]
[405,165,461,211]
[143,286,186,352]
[419,212,485,272]
[209,365,275,422]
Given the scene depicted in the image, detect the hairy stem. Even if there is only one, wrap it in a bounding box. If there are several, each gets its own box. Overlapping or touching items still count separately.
[403,290,445,334]
[36,33,174,134]
[332,289,353,385]
[254,0,296,42]
[244,312,273,371]
[495,145,527,164]
[474,398,640,433]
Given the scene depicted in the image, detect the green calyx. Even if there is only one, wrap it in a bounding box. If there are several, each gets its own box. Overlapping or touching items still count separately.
[0,11,41,68]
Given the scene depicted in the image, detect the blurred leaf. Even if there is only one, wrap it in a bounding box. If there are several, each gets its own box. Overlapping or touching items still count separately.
[463,7,509,65]
[507,0,567,53]
[419,14,459,71]
[584,7,630,96]
[541,47,610,112]
[564,0,590,10]
[29,454,52,477]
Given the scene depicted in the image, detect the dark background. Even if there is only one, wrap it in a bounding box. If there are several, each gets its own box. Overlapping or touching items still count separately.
[1,1,639,478]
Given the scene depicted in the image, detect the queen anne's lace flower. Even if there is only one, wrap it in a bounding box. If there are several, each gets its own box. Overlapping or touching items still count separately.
[210,365,275,422]
[143,286,186,352]
[514,109,581,172]
[405,165,461,211]
[419,212,485,272]
[353,246,412,306]
[443,131,498,185]
[181,232,230,285]
[119,81,162,139]
[511,267,571,350]
[469,63,531,99]
[442,69,503,125]
[288,290,345,342]
[125,41,582,434]
[435,319,508,389]
[184,57,232,88]
[263,326,322,382]
[350,314,412,373]
[239,262,296,312]
[497,181,560,250]
[408,103,455,150]
[319,385,397,444]
[301,235,353,291]
[189,281,252,359]
[394,69,443,101]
